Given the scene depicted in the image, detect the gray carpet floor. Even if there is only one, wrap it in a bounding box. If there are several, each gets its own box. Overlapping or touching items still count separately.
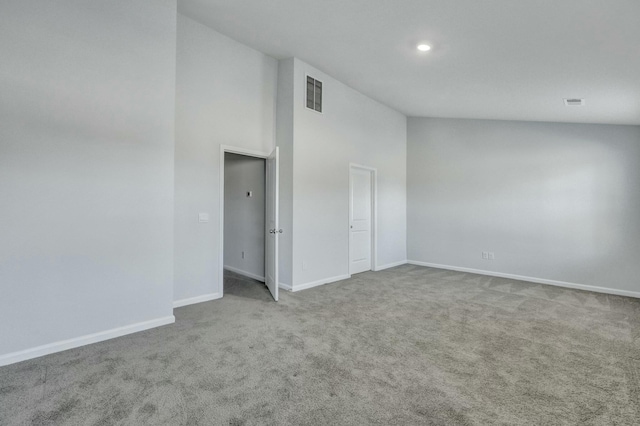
[1,265,639,425]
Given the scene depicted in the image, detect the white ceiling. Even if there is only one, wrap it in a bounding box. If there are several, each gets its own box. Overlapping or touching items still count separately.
[179,0,640,125]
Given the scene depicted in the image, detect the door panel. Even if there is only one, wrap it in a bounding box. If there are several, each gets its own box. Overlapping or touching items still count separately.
[351,232,370,261]
[349,168,372,275]
[265,147,279,301]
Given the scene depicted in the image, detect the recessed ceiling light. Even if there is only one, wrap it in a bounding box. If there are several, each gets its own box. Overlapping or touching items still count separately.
[417,44,431,52]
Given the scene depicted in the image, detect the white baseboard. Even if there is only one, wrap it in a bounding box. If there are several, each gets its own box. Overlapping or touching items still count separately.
[0,315,175,367]
[223,265,265,282]
[173,293,222,308]
[279,262,409,292]
[407,260,640,299]
[374,260,408,271]
[292,274,351,292]
[279,282,293,291]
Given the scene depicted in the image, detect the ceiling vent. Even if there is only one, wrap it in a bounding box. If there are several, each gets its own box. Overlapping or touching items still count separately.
[563,98,585,106]
[306,76,323,113]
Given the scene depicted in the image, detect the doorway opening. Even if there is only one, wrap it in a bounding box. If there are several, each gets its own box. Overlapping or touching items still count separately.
[349,164,377,275]
[220,146,280,301]
[223,152,268,299]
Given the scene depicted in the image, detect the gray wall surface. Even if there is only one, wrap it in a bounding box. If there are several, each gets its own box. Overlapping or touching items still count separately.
[0,0,177,358]
[289,59,408,288]
[407,118,640,294]
[174,15,278,302]
[275,58,295,288]
[224,153,265,279]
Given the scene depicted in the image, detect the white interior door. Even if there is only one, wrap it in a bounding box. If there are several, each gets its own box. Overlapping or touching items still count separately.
[265,147,279,301]
[349,167,372,275]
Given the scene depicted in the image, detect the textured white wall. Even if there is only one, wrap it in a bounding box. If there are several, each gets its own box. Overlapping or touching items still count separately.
[407,118,640,294]
[174,15,277,302]
[223,153,265,279]
[290,59,407,288]
[0,0,177,359]
[275,58,296,288]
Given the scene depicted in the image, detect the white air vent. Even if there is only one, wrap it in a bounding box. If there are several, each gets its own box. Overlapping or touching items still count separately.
[564,98,585,106]
[306,76,322,113]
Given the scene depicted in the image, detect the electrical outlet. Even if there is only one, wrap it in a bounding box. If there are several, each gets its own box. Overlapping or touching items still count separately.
[242,251,245,259]
[302,260,308,271]
[482,251,488,259]
[488,252,495,260]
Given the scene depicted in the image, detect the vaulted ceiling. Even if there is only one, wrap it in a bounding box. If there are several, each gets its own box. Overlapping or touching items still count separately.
[179,0,640,125]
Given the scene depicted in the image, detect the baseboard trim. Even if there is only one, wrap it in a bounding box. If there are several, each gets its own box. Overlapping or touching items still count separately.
[374,260,408,271]
[173,293,222,308]
[0,315,175,367]
[279,282,293,291]
[223,266,265,282]
[407,260,640,299]
[292,274,351,292]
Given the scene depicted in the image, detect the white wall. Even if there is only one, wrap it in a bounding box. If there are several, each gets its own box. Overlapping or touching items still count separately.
[223,153,265,280]
[275,58,295,288]
[287,59,408,289]
[174,15,278,303]
[407,118,640,295]
[0,0,177,363]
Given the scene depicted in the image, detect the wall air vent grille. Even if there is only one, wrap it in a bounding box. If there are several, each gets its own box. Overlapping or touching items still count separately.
[563,98,585,106]
[306,76,323,113]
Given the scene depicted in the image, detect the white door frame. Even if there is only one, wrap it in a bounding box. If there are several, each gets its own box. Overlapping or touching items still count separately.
[219,145,270,296]
[348,163,378,273]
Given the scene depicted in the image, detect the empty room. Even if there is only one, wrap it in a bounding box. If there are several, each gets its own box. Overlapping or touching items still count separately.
[1,1,639,425]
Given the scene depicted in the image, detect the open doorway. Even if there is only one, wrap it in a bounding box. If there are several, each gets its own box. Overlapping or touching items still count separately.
[220,146,280,301]
[223,152,268,299]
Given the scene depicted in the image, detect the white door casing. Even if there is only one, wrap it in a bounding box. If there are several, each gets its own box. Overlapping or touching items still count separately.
[265,147,280,301]
[349,166,373,275]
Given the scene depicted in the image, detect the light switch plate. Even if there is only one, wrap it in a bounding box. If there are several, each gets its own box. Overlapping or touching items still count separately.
[198,213,209,223]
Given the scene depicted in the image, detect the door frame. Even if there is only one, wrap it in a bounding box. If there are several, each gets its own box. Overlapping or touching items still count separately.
[219,145,270,297]
[348,163,378,274]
